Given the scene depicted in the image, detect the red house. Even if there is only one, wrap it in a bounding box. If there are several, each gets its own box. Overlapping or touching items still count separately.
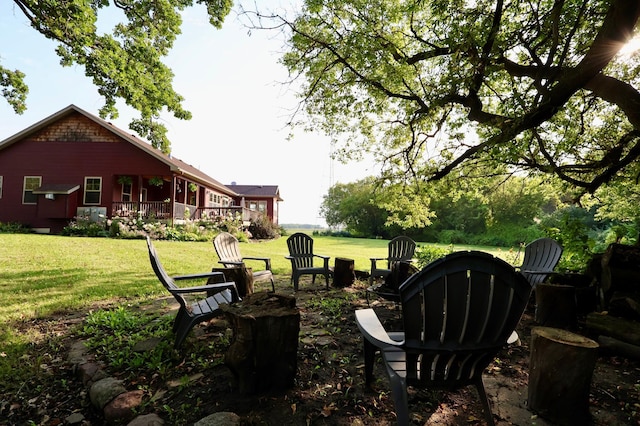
[0,105,282,233]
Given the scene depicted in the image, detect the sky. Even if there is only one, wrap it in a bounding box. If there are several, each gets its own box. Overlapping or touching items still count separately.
[0,1,377,226]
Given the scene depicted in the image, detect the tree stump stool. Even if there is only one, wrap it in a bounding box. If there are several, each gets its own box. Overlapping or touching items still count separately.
[333,257,355,287]
[221,292,300,394]
[528,326,599,425]
[209,266,254,298]
[535,283,577,329]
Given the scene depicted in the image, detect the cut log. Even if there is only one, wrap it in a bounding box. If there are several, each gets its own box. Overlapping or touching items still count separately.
[597,335,640,360]
[528,327,599,426]
[209,266,254,298]
[534,283,577,330]
[221,292,300,394]
[333,257,355,287]
[585,312,640,346]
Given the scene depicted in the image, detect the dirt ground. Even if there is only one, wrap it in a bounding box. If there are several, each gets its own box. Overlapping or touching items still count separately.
[3,276,640,425]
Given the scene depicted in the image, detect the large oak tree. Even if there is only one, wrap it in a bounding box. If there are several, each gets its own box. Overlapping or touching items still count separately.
[256,0,640,197]
[1,0,232,153]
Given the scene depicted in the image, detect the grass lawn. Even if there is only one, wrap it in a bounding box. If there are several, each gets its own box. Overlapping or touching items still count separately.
[0,233,517,344]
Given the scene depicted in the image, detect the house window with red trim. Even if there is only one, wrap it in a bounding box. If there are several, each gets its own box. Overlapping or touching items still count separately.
[84,177,102,205]
[23,176,41,204]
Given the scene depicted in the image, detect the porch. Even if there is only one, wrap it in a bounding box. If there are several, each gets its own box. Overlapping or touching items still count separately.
[112,202,261,222]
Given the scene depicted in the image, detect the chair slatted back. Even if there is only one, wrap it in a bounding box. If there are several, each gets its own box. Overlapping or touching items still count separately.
[520,238,563,286]
[146,236,187,308]
[399,251,531,388]
[287,233,316,268]
[387,236,416,268]
[213,232,243,265]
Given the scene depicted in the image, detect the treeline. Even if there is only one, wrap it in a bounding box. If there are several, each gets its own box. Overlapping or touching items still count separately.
[320,174,640,271]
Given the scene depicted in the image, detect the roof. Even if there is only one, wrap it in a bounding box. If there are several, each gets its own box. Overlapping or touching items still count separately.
[226,184,283,201]
[32,184,80,195]
[0,104,238,197]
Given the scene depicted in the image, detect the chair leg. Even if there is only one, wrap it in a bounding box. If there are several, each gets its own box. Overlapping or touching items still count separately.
[387,369,410,426]
[474,378,496,426]
[363,339,376,386]
[269,276,275,292]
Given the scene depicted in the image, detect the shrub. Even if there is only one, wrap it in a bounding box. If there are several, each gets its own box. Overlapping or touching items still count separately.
[414,244,453,268]
[0,221,32,233]
[248,216,281,239]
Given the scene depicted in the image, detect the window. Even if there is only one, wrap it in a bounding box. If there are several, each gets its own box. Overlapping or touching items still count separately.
[23,176,41,204]
[84,177,102,205]
[0,176,3,199]
[121,182,132,202]
[249,200,267,213]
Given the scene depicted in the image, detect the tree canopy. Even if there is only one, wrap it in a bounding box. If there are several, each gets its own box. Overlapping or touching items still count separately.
[1,0,233,153]
[254,0,640,197]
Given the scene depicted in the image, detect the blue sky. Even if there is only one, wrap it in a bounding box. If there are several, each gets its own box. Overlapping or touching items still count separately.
[0,2,375,225]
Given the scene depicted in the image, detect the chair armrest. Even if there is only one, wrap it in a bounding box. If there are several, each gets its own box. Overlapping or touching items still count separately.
[314,254,330,260]
[243,257,272,270]
[173,271,226,281]
[355,309,404,349]
[169,281,236,294]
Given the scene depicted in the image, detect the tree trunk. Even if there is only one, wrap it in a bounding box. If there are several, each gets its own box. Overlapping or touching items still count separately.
[528,327,599,426]
[221,293,300,394]
[535,283,577,330]
[209,266,254,298]
[333,257,355,287]
[597,335,640,360]
[585,312,640,346]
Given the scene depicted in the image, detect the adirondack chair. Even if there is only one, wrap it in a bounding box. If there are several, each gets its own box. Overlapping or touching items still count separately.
[355,251,532,426]
[369,236,416,285]
[285,232,332,291]
[146,236,240,348]
[213,232,275,292]
[517,238,563,287]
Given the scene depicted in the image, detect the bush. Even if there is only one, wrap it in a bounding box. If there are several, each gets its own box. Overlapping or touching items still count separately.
[248,216,281,240]
[61,217,109,237]
[414,244,453,268]
[0,221,32,233]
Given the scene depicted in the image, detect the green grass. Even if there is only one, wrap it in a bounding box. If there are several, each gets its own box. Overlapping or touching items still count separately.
[0,233,517,325]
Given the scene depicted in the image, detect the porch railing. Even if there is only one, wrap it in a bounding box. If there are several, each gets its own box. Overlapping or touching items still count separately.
[112,201,171,219]
[111,202,262,223]
[192,206,261,222]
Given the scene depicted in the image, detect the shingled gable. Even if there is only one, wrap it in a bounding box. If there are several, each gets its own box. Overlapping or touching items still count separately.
[226,184,284,201]
[0,104,237,198]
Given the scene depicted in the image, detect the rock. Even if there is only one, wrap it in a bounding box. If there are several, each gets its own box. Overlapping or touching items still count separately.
[133,337,162,352]
[127,413,165,425]
[104,390,145,423]
[77,362,101,385]
[65,412,85,424]
[194,412,241,426]
[89,377,126,410]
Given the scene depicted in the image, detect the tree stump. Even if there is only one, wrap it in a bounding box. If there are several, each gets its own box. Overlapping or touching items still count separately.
[221,292,300,394]
[209,266,254,298]
[528,327,599,425]
[333,257,355,287]
[535,283,577,329]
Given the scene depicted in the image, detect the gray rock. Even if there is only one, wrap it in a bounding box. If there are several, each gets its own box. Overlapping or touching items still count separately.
[104,389,145,423]
[127,413,165,426]
[65,412,85,424]
[89,377,126,410]
[193,412,241,426]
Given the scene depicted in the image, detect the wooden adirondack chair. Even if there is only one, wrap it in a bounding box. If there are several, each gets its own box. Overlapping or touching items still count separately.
[213,232,275,292]
[146,236,240,348]
[369,236,416,285]
[285,232,332,291]
[517,238,563,287]
[355,251,532,426]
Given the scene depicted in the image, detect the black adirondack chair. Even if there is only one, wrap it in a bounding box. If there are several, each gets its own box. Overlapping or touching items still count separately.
[369,236,417,285]
[146,236,239,348]
[517,238,563,287]
[213,232,275,292]
[355,251,532,426]
[285,232,332,291]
